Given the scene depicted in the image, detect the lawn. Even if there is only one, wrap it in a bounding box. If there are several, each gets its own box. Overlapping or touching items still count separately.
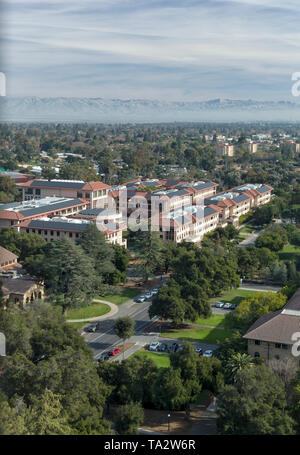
[278,243,300,262]
[66,302,110,319]
[100,288,140,306]
[210,288,259,306]
[194,314,226,328]
[133,350,171,368]
[239,225,255,234]
[160,326,234,344]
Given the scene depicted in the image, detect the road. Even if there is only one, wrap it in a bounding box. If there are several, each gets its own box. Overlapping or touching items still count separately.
[83,297,155,360]
[237,228,265,247]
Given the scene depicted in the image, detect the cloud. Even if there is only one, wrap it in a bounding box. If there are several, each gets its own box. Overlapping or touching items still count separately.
[1,0,300,100]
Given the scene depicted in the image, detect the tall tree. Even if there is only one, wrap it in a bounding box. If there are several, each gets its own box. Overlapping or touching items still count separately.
[114,317,135,360]
[217,365,295,435]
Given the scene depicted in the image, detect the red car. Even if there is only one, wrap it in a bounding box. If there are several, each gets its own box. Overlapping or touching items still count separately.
[108,348,121,357]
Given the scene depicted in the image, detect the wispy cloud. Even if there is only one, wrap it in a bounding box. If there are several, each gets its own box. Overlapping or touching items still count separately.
[1,0,300,100]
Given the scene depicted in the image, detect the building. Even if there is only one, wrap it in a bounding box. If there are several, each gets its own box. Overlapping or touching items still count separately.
[216,143,235,157]
[244,288,300,368]
[0,246,18,269]
[205,191,251,226]
[1,275,44,309]
[0,247,44,309]
[18,179,110,208]
[18,216,127,247]
[233,184,273,207]
[244,142,258,154]
[205,184,273,227]
[0,170,32,183]
[156,205,220,244]
[0,197,89,230]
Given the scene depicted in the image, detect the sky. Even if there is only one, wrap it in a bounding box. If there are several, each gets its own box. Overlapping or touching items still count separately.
[2,0,300,101]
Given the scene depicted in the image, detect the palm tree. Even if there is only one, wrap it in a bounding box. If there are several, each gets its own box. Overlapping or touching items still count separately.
[225,352,254,383]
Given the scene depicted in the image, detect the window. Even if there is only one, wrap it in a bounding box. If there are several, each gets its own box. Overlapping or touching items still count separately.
[254,340,261,345]
[77,192,83,198]
[50,231,54,236]
[254,352,260,357]
[275,343,281,349]
[57,231,60,236]
[69,232,73,238]
[282,344,288,350]
[35,189,41,195]
[85,192,90,199]
[275,354,280,360]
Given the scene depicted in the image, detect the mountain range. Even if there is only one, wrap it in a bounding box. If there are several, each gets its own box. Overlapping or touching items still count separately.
[1,96,300,123]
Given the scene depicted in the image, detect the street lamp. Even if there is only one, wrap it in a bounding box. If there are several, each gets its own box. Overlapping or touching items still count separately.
[168,413,170,432]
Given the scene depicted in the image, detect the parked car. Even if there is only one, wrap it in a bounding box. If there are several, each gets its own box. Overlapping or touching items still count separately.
[215,302,224,308]
[108,348,121,357]
[135,295,146,303]
[195,346,203,355]
[230,303,237,310]
[223,302,232,310]
[152,288,159,295]
[169,342,179,352]
[87,323,97,333]
[203,350,213,358]
[149,341,160,351]
[157,343,167,352]
[145,292,152,300]
[98,352,109,362]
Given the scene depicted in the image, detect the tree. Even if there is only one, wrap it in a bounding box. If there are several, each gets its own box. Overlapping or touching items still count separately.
[114,317,135,360]
[290,230,300,247]
[170,342,202,419]
[0,400,27,435]
[115,402,144,435]
[153,368,187,411]
[225,292,287,333]
[217,365,295,434]
[25,389,73,435]
[0,229,46,262]
[256,230,287,252]
[224,352,254,384]
[78,223,115,283]
[136,232,164,282]
[0,176,20,203]
[41,236,98,313]
[149,279,185,326]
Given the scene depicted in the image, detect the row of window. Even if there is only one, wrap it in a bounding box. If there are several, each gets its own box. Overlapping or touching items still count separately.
[26,228,80,239]
[254,340,288,349]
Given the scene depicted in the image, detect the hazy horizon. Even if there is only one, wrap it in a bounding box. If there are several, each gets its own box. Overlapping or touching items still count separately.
[2,1,300,103]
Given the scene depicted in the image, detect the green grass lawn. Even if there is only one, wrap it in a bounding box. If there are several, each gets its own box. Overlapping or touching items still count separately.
[100,288,140,306]
[160,326,234,344]
[240,225,255,234]
[278,243,300,262]
[209,288,259,306]
[66,302,110,319]
[194,314,226,328]
[133,350,171,368]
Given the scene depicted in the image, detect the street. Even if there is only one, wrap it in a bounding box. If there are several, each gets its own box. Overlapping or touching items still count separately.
[83,297,155,360]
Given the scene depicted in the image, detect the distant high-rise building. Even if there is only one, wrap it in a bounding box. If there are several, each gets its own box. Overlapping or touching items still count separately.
[216,143,235,157]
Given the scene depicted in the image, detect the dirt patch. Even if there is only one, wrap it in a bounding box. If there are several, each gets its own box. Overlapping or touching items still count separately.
[106,392,216,435]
